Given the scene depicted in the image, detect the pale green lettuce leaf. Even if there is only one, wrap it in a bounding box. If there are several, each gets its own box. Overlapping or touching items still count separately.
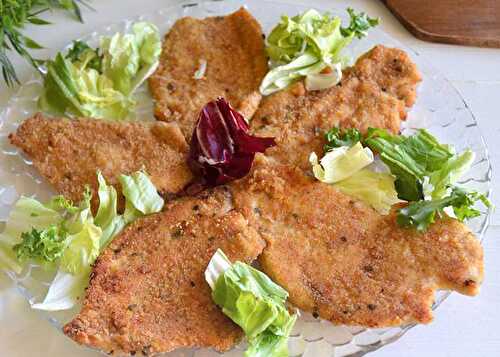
[119,171,164,215]
[74,66,133,120]
[429,150,475,199]
[261,9,377,95]
[334,169,401,214]
[304,62,342,91]
[259,52,322,95]
[101,22,161,96]
[60,221,101,274]
[129,22,161,93]
[206,250,296,357]
[100,32,139,95]
[31,269,89,311]
[309,142,374,183]
[38,53,86,117]
[310,142,399,214]
[94,172,126,247]
[39,22,161,120]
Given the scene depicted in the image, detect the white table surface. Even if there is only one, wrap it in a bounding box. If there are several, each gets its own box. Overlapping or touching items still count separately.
[1,0,499,356]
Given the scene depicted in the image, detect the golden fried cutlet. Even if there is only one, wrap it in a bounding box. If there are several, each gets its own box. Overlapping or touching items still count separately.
[229,158,483,327]
[250,45,422,170]
[64,188,265,355]
[9,114,193,209]
[149,7,267,138]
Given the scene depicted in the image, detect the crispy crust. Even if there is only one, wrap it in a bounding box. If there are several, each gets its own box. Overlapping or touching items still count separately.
[149,7,268,138]
[250,45,422,170]
[9,114,193,209]
[229,158,483,327]
[63,188,265,355]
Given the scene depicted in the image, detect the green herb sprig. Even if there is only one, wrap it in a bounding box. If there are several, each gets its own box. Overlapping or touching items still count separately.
[341,7,380,39]
[0,0,91,86]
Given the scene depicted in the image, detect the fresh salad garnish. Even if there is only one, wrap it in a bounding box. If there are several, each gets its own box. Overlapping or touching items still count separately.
[38,22,161,120]
[312,127,491,230]
[310,142,400,214]
[398,187,491,231]
[0,170,164,311]
[260,8,379,95]
[205,249,297,357]
[189,98,276,186]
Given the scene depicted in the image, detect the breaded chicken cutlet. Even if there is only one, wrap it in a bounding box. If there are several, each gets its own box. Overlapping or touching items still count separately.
[149,7,268,138]
[9,114,193,209]
[229,158,483,327]
[251,45,422,170]
[64,188,265,355]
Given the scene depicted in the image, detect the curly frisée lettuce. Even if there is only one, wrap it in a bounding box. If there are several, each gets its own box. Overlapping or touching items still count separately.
[39,22,161,120]
[0,195,73,273]
[260,8,378,95]
[0,170,164,311]
[205,249,297,357]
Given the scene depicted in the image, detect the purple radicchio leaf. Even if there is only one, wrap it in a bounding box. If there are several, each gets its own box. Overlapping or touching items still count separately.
[188,97,276,186]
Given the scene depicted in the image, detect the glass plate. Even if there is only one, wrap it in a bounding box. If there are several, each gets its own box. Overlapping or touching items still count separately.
[0,0,492,356]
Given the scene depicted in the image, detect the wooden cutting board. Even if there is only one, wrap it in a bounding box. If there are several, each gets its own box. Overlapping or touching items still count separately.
[382,0,500,48]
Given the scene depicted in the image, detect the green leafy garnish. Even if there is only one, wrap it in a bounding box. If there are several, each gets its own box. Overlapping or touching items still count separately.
[0,170,164,311]
[324,127,362,152]
[397,187,491,232]
[316,127,491,229]
[260,8,378,95]
[340,8,380,39]
[364,128,454,201]
[310,142,400,214]
[13,225,67,264]
[59,221,101,274]
[0,0,90,86]
[310,142,374,183]
[206,249,297,357]
[38,22,161,120]
[119,171,164,216]
[65,40,103,72]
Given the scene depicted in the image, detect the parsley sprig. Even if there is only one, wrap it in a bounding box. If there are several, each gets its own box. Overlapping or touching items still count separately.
[0,0,91,86]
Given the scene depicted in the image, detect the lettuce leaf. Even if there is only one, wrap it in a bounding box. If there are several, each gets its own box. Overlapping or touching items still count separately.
[260,8,378,95]
[119,171,164,216]
[60,221,101,274]
[94,172,126,247]
[206,249,297,357]
[429,149,475,199]
[334,169,401,214]
[39,22,161,120]
[397,187,491,232]
[38,53,86,117]
[31,269,89,311]
[309,142,374,184]
[101,22,161,96]
[364,128,454,201]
